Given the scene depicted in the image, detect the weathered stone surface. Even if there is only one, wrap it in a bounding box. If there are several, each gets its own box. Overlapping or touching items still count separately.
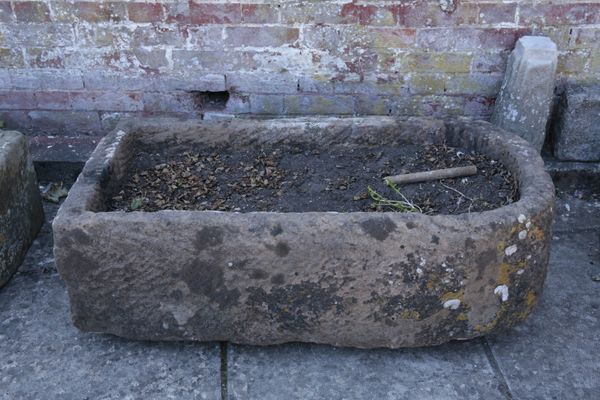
[553,83,600,161]
[53,117,554,348]
[491,36,558,152]
[0,130,44,287]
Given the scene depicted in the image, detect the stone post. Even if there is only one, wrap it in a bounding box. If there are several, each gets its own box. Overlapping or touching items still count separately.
[491,36,558,152]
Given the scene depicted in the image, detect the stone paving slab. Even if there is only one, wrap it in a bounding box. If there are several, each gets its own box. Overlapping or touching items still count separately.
[227,340,508,400]
[0,204,221,400]
[553,194,600,234]
[486,231,600,400]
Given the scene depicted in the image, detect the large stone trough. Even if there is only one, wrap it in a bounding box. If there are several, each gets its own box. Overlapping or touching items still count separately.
[53,117,554,348]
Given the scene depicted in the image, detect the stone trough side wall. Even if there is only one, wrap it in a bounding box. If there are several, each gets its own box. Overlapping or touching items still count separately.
[0,0,599,137]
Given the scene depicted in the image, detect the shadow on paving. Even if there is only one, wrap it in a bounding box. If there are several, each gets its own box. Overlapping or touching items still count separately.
[1,194,599,400]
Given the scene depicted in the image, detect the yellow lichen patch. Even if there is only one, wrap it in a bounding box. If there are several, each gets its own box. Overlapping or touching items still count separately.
[517,290,538,320]
[517,260,528,269]
[401,310,421,320]
[456,312,468,321]
[496,241,506,253]
[426,273,441,290]
[441,289,464,302]
[528,225,545,241]
[510,224,521,235]
[497,260,528,285]
[474,317,499,333]
[497,263,515,285]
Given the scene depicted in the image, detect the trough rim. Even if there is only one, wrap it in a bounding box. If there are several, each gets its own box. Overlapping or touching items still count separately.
[54,116,554,229]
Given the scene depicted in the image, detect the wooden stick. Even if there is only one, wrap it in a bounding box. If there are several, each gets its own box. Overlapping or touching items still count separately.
[385,165,477,185]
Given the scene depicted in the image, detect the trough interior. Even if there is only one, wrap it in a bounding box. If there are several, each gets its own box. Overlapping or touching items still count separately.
[91,120,522,213]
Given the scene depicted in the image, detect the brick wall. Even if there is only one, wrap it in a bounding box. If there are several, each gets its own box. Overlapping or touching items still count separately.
[0,0,599,136]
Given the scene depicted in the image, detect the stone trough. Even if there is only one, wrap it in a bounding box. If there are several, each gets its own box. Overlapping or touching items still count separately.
[53,117,554,348]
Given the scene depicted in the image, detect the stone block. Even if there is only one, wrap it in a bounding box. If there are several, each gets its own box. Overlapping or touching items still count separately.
[0,130,43,287]
[491,36,558,152]
[553,84,600,161]
[28,111,102,135]
[250,94,284,114]
[284,95,354,114]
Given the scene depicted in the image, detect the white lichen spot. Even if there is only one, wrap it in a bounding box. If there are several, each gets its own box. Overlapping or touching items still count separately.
[526,221,532,229]
[517,269,525,275]
[518,230,528,240]
[505,244,518,256]
[439,0,456,13]
[526,255,532,260]
[443,299,461,310]
[416,267,423,275]
[419,257,427,267]
[565,203,571,212]
[494,285,509,302]
[227,262,233,267]
[518,214,527,224]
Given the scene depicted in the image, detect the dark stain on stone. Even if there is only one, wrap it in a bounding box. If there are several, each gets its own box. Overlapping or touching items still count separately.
[247,281,343,332]
[180,260,240,309]
[64,228,92,246]
[360,217,397,241]
[265,241,290,257]
[465,237,476,250]
[250,269,269,280]
[271,273,285,285]
[270,224,283,236]
[476,249,497,279]
[406,221,416,229]
[431,235,440,244]
[195,226,224,252]
[171,289,183,301]
[369,292,442,321]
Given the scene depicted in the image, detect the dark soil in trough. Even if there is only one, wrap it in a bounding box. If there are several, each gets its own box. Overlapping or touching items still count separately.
[107,144,518,215]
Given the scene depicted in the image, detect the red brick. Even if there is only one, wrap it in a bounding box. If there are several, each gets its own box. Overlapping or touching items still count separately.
[520,3,600,26]
[0,1,14,22]
[0,48,25,68]
[26,48,64,68]
[478,3,517,25]
[463,95,496,117]
[71,2,125,22]
[34,91,70,110]
[241,4,279,23]
[399,2,478,27]
[13,1,50,22]
[164,2,190,23]
[340,2,377,25]
[371,28,416,49]
[280,2,353,25]
[189,2,241,24]
[70,91,144,112]
[225,27,299,47]
[0,91,36,110]
[417,27,530,51]
[128,2,164,23]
